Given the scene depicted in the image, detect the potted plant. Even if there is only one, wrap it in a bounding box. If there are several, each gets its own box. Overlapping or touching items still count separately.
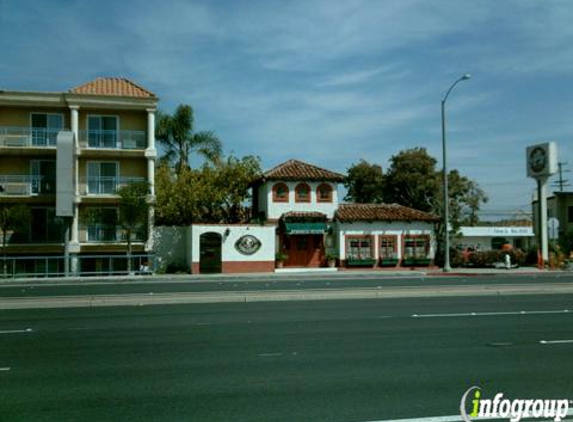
[380,253,399,267]
[275,252,288,268]
[325,253,338,268]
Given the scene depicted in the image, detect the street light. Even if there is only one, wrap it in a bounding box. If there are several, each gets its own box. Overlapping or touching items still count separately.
[441,73,471,272]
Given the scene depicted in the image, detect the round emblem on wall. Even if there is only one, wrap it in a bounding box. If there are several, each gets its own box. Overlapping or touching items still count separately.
[235,235,262,255]
[528,147,547,173]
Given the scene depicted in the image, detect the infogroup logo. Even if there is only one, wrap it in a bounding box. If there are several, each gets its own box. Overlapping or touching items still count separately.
[460,386,571,422]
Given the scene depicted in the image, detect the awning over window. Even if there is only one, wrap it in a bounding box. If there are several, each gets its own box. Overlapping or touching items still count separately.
[284,222,327,235]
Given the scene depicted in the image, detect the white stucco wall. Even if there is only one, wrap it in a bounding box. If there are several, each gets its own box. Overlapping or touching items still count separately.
[190,224,276,264]
[260,181,339,220]
[336,221,436,260]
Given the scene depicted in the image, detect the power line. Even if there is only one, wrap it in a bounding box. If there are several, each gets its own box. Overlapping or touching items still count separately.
[551,161,571,192]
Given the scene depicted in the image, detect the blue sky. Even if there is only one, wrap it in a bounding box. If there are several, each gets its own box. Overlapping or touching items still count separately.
[2,0,572,220]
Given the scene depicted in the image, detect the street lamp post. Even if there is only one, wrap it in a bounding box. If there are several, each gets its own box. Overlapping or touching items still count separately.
[441,73,471,272]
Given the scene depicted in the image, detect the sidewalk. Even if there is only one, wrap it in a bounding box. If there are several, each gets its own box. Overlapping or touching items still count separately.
[0,265,558,286]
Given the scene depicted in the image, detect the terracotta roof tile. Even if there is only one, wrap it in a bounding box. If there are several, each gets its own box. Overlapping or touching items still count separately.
[70,77,155,98]
[335,203,439,223]
[259,159,345,182]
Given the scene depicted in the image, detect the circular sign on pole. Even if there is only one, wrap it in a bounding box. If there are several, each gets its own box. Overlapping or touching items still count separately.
[548,217,560,240]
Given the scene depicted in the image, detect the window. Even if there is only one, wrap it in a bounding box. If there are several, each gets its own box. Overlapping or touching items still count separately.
[85,208,119,242]
[568,207,573,223]
[272,183,289,202]
[30,208,63,243]
[403,235,429,259]
[88,115,118,148]
[295,183,311,203]
[87,162,119,194]
[379,235,397,259]
[316,183,333,202]
[30,160,56,194]
[346,236,373,260]
[31,113,63,146]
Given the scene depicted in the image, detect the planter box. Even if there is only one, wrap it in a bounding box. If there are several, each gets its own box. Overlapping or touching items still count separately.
[402,258,432,267]
[346,258,377,267]
[379,258,399,267]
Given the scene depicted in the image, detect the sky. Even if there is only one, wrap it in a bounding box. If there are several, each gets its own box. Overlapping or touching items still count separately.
[1,0,572,220]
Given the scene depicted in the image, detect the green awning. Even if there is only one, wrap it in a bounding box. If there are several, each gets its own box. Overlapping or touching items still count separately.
[284,222,327,235]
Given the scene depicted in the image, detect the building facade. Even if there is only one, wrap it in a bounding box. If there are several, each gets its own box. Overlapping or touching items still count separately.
[0,78,157,276]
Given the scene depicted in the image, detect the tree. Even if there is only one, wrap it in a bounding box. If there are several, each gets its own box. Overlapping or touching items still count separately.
[383,148,438,212]
[344,160,384,203]
[155,104,222,175]
[382,147,488,263]
[155,155,261,226]
[117,181,150,273]
[0,204,32,276]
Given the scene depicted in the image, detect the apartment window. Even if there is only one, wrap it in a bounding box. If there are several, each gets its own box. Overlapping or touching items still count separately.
[346,236,373,260]
[88,115,118,148]
[85,208,119,242]
[317,183,333,202]
[272,183,289,203]
[295,183,311,203]
[31,113,63,146]
[30,160,56,194]
[30,208,63,243]
[379,235,397,259]
[87,162,119,194]
[403,235,430,259]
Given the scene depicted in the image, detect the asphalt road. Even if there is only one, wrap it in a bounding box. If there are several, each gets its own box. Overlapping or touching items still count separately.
[1,273,572,298]
[1,295,573,422]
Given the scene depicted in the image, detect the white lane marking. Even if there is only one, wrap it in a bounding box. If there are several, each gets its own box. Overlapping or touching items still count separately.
[412,310,570,318]
[0,328,33,334]
[0,367,11,371]
[352,407,573,422]
[540,339,573,344]
[258,352,283,357]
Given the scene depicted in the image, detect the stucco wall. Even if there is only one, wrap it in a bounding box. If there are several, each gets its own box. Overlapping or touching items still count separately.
[190,224,276,264]
[336,221,436,260]
[261,181,339,220]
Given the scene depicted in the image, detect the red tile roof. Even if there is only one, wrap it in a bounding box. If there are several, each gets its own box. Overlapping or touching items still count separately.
[258,159,345,182]
[335,203,439,223]
[70,77,155,98]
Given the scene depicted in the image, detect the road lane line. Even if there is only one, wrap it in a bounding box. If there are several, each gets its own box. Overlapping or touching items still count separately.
[412,310,571,318]
[352,407,573,422]
[258,352,283,357]
[0,328,33,334]
[0,367,10,371]
[540,339,573,344]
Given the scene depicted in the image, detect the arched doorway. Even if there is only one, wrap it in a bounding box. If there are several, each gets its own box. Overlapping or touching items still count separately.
[199,232,222,273]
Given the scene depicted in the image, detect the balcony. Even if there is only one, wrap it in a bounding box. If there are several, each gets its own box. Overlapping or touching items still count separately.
[79,130,146,150]
[80,177,146,195]
[0,127,64,147]
[84,225,145,243]
[0,175,53,196]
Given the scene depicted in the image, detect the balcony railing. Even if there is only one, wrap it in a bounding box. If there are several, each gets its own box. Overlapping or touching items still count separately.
[84,225,146,243]
[0,127,65,147]
[80,176,146,195]
[0,175,53,196]
[79,130,146,150]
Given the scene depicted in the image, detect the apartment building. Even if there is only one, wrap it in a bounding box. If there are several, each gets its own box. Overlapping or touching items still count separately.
[0,77,157,276]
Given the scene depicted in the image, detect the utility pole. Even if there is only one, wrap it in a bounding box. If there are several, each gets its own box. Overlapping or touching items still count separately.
[551,161,570,192]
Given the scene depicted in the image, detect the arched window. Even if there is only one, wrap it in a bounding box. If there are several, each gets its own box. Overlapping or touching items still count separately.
[295,183,311,203]
[316,183,333,202]
[272,183,289,202]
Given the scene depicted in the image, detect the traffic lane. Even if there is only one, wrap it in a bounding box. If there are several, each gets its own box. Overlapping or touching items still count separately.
[1,297,573,422]
[0,273,571,298]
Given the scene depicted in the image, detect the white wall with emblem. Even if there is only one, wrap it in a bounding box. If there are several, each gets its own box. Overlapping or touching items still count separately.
[189,225,276,264]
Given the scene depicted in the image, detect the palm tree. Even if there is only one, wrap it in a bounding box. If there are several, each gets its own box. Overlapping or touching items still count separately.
[155,104,222,175]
